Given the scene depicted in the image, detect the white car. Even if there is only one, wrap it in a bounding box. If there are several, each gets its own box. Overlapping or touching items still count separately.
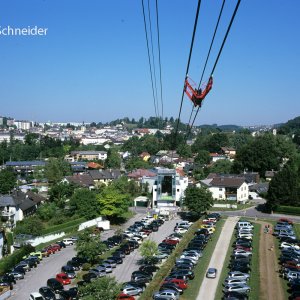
[237,233,253,240]
[182,250,203,258]
[63,239,74,246]
[153,289,179,300]
[123,231,134,237]
[174,228,188,234]
[280,242,300,250]
[180,254,198,263]
[29,292,44,300]
[233,249,252,257]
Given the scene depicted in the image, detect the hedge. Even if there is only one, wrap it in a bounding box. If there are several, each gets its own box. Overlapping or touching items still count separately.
[275,206,300,216]
[139,219,202,300]
[40,217,86,235]
[0,244,35,275]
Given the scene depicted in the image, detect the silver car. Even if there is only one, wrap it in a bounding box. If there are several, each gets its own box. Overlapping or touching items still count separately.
[122,286,142,296]
[89,268,106,277]
[227,271,250,281]
[224,278,247,285]
[153,289,180,299]
[206,268,217,278]
[223,283,250,293]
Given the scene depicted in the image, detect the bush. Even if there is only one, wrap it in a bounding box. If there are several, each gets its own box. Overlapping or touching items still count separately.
[82,263,91,271]
[275,205,300,215]
[40,217,85,235]
[0,244,35,275]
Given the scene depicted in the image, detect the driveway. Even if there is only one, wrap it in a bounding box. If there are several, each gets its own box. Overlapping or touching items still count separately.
[196,216,239,300]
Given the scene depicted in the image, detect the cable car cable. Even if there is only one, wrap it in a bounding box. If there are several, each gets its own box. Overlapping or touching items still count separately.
[141,0,159,119]
[173,0,202,148]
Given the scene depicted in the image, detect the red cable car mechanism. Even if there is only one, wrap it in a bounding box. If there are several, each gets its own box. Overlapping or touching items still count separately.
[184,75,213,107]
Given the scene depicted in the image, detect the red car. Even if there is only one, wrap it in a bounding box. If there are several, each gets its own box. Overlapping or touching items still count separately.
[163,278,188,289]
[56,273,71,285]
[162,239,179,245]
[51,244,61,251]
[278,218,293,225]
[117,293,135,300]
[235,245,252,252]
[283,262,300,269]
[41,248,52,257]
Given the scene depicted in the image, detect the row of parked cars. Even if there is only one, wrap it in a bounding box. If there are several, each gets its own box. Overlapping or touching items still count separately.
[220,220,254,300]
[28,238,80,300]
[275,218,300,300]
[0,238,75,299]
[150,213,221,300]
[118,215,169,299]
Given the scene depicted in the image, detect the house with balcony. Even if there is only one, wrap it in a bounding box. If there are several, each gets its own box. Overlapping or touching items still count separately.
[89,169,121,186]
[70,151,107,161]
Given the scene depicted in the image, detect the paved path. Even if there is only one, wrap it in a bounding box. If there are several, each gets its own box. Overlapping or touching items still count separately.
[196,216,239,300]
[257,221,285,300]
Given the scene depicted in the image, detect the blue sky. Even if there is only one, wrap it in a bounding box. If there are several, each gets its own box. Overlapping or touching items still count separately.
[0,0,299,126]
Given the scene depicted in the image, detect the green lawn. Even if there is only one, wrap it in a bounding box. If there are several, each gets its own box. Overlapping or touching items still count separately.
[214,225,236,300]
[180,218,227,300]
[248,223,260,300]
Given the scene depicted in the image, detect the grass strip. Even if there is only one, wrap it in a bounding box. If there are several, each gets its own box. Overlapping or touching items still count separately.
[139,219,203,300]
[214,223,236,300]
[180,218,226,300]
[248,223,260,300]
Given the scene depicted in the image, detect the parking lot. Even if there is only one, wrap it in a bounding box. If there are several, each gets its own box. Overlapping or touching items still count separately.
[112,216,180,283]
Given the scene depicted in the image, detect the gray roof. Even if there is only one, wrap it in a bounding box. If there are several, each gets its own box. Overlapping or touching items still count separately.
[210,177,245,188]
[6,161,46,167]
[89,169,121,180]
[0,195,16,207]
[71,151,107,155]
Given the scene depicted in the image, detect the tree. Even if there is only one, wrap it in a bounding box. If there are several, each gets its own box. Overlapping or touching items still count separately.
[76,229,106,264]
[44,158,71,184]
[125,157,152,171]
[69,189,100,219]
[36,202,57,221]
[184,186,213,216]
[233,133,298,177]
[97,187,130,220]
[106,149,121,168]
[266,158,300,210]
[194,150,210,166]
[110,176,139,197]
[49,182,77,207]
[78,276,122,300]
[208,159,233,174]
[14,216,45,236]
[139,240,158,259]
[0,168,16,194]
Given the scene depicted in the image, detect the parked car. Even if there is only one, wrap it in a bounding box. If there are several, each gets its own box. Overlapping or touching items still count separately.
[56,273,71,285]
[61,266,76,279]
[59,287,78,300]
[83,272,98,283]
[223,283,250,293]
[47,278,64,293]
[160,283,183,294]
[153,289,180,299]
[117,293,135,300]
[121,286,143,296]
[39,286,56,300]
[29,292,45,300]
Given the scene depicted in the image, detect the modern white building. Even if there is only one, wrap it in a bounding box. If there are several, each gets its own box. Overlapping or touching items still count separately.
[14,120,32,130]
[152,168,188,208]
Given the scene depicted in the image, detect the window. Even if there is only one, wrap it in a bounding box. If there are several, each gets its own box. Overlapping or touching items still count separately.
[219,188,222,191]
[219,195,222,199]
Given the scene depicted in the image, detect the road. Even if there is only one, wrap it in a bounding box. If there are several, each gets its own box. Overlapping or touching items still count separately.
[196,216,239,300]
[11,245,76,300]
[112,216,180,283]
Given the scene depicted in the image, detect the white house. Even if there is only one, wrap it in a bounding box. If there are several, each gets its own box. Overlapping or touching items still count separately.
[200,176,249,203]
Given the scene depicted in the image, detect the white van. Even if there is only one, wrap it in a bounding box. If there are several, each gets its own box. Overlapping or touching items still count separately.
[237,221,254,229]
[63,238,74,246]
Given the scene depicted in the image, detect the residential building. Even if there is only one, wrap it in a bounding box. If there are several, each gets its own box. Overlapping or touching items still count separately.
[221,147,236,159]
[0,132,25,143]
[64,174,95,189]
[200,176,249,203]
[89,169,121,186]
[70,151,107,161]
[139,152,151,161]
[209,153,227,163]
[0,191,45,228]
[14,120,32,130]
[5,161,46,174]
